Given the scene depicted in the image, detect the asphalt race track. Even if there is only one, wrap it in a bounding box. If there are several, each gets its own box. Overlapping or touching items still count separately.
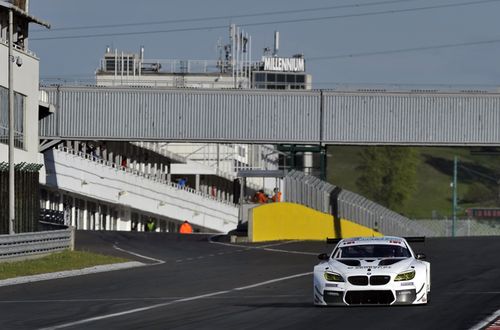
[0,231,499,330]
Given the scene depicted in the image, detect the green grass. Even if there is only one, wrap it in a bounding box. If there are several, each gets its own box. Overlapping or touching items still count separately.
[0,250,128,280]
[327,146,500,219]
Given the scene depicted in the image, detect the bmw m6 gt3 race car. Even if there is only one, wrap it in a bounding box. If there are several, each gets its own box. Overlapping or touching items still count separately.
[313,236,430,306]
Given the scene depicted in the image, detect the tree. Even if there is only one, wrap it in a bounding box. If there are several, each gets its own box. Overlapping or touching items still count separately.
[356,147,418,213]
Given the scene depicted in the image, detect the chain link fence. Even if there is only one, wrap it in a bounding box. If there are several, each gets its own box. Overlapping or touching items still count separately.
[416,219,500,237]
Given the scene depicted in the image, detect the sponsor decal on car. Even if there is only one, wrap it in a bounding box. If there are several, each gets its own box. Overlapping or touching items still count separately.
[347,266,392,269]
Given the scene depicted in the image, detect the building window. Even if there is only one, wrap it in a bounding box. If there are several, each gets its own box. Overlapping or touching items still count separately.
[252,72,307,90]
[0,86,25,149]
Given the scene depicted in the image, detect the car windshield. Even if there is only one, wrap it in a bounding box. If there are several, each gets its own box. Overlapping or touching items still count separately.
[339,244,411,258]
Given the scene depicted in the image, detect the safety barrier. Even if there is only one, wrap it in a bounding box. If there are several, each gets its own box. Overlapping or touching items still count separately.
[283,170,435,237]
[337,190,435,237]
[283,170,335,214]
[0,228,74,261]
[249,202,381,242]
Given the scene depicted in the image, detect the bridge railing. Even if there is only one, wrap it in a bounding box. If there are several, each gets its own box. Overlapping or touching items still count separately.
[0,228,74,261]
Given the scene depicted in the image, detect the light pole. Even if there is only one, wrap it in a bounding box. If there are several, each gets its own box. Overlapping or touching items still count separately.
[8,8,15,235]
[451,156,458,237]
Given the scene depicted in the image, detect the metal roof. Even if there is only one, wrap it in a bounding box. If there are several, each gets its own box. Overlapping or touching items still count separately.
[0,1,50,28]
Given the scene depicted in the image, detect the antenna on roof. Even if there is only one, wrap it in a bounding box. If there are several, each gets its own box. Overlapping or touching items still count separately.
[273,31,279,56]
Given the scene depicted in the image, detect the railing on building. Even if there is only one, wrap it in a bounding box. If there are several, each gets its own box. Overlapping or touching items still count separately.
[98,58,224,75]
[56,146,235,205]
[0,228,73,261]
[40,208,65,226]
[0,37,38,58]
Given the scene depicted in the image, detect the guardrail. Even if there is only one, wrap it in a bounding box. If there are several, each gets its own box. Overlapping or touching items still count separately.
[0,228,74,261]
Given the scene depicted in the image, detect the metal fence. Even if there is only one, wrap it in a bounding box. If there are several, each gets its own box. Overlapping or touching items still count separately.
[283,170,434,237]
[40,208,65,226]
[416,219,500,237]
[283,170,335,214]
[0,162,43,234]
[337,190,435,237]
[0,228,74,261]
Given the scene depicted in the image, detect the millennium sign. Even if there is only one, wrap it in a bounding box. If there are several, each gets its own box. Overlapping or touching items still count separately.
[263,57,305,72]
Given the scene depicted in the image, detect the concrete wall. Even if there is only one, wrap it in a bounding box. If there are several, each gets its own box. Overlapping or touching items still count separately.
[249,202,382,242]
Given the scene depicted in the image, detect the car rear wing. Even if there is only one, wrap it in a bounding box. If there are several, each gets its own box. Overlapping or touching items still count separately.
[404,237,426,242]
[326,237,426,244]
[326,238,342,244]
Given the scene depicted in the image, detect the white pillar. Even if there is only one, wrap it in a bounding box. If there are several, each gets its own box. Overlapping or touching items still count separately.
[71,199,76,227]
[58,194,64,212]
[105,213,111,231]
[82,201,88,230]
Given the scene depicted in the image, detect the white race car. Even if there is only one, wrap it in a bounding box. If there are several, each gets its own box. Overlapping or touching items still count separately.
[313,236,430,306]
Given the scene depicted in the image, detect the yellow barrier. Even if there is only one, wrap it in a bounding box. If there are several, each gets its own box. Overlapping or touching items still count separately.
[249,202,382,242]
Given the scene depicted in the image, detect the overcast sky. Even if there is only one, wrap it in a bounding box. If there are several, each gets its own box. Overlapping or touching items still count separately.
[28,0,500,89]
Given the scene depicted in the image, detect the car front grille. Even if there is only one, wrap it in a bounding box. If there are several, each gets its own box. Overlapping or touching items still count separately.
[345,290,395,305]
[370,275,391,285]
[348,276,368,286]
[348,275,391,286]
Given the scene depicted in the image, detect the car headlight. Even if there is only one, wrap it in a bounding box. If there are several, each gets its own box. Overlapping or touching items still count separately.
[394,270,416,281]
[324,272,344,282]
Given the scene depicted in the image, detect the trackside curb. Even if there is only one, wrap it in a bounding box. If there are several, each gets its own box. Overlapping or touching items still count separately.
[0,261,145,287]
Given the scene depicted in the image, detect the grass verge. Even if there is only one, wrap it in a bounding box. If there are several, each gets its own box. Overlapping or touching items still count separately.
[0,250,129,280]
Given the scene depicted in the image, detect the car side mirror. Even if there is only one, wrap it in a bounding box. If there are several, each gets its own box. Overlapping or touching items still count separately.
[318,253,330,261]
[416,253,426,260]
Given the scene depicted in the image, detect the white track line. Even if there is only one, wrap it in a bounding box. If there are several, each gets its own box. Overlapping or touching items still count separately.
[209,236,317,256]
[113,245,165,264]
[261,247,317,255]
[469,309,500,330]
[0,294,304,304]
[234,272,312,291]
[0,262,144,288]
[40,271,312,329]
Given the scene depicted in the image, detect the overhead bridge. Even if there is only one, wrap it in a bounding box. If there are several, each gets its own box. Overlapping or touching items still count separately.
[39,86,500,145]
